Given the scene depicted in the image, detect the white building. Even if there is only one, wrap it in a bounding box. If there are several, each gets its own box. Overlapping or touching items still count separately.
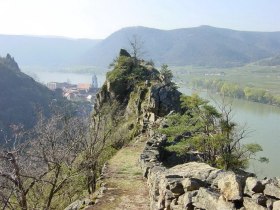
[92,74,98,88]
[46,82,57,90]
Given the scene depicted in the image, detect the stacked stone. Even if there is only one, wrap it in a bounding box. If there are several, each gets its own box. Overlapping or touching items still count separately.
[140,135,280,210]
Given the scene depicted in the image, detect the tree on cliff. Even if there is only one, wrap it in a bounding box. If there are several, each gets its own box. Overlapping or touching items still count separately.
[159,64,177,88]
[129,35,145,64]
[160,94,268,170]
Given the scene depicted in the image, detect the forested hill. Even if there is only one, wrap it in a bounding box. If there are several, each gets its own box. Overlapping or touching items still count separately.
[0,54,65,142]
[83,26,280,68]
[1,26,280,69]
[0,35,100,67]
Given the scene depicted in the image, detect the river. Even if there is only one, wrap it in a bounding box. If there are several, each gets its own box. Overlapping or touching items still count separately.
[23,70,106,87]
[23,70,280,178]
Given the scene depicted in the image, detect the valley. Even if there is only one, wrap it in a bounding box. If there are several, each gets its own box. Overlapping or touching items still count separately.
[1,24,280,209]
[23,65,280,178]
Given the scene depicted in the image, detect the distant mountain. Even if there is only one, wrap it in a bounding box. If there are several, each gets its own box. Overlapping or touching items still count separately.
[0,35,100,67]
[0,54,66,143]
[1,26,280,68]
[83,26,280,68]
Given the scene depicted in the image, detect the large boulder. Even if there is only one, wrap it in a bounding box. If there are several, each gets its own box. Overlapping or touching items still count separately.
[167,162,221,183]
[264,181,280,199]
[193,188,235,210]
[273,200,280,209]
[149,84,182,118]
[119,49,131,57]
[177,191,198,210]
[181,178,206,191]
[215,172,244,201]
[244,177,265,196]
[243,197,266,210]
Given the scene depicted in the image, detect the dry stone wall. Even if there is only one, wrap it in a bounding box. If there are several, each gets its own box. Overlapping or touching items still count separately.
[140,134,280,210]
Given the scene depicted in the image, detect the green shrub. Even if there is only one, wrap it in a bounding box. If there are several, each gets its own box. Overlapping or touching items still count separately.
[159,94,268,170]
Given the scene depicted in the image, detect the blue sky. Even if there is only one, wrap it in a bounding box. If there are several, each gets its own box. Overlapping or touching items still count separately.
[0,0,279,38]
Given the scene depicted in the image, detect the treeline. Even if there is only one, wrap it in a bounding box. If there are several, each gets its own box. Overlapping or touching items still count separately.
[191,79,280,106]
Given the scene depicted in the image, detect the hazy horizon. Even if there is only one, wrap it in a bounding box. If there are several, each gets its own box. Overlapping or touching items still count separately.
[0,0,279,39]
[1,25,280,40]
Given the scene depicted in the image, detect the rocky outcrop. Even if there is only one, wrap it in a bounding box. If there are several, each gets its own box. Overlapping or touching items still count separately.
[140,134,280,210]
[93,50,182,135]
[66,50,183,210]
[149,84,182,119]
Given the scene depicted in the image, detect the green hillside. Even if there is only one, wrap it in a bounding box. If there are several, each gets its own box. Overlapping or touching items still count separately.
[0,54,65,142]
[256,55,280,66]
[83,26,280,68]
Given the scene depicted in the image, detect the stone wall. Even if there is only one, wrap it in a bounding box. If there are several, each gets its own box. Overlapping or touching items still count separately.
[140,134,280,210]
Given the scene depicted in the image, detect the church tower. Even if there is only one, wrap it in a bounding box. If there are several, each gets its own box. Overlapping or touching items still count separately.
[92,74,98,88]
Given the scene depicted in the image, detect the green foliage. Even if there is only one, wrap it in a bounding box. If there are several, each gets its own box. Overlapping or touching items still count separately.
[97,145,118,171]
[106,54,162,102]
[160,64,173,81]
[165,139,190,156]
[159,64,177,88]
[107,56,134,81]
[108,55,157,83]
[192,78,280,106]
[160,94,268,170]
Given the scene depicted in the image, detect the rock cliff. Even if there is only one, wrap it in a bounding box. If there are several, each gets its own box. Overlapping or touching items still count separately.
[65,49,182,210]
[92,49,181,142]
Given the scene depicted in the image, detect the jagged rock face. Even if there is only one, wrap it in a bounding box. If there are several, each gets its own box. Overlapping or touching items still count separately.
[93,49,182,131]
[119,48,131,57]
[149,84,181,118]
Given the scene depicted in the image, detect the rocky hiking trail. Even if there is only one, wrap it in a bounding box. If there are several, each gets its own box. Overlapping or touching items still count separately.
[89,136,150,210]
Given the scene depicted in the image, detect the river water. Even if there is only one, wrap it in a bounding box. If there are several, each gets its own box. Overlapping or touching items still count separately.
[24,70,280,178]
[24,70,106,87]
